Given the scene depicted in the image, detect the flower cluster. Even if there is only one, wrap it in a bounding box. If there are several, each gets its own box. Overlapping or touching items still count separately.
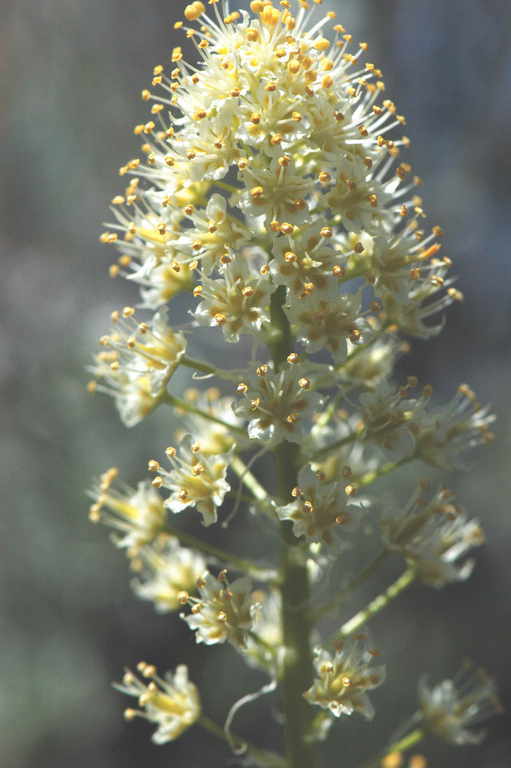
[304,636,385,720]
[381,486,485,587]
[276,465,363,545]
[88,467,166,554]
[88,0,500,764]
[116,662,200,744]
[234,360,321,443]
[148,434,231,526]
[183,570,259,648]
[418,664,502,745]
[131,535,207,612]
[88,307,185,426]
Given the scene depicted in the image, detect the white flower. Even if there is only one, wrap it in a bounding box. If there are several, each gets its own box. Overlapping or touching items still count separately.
[88,306,186,426]
[239,155,313,227]
[357,378,430,457]
[135,257,195,310]
[244,589,282,672]
[380,487,485,587]
[379,267,456,339]
[116,662,200,744]
[88,362,157,428]
[268,223,340,296]
[419,664,501,745]
[326,152,396,235]
[97,0,436,334]
[286,286,366,363]
[131,536,207,613]
[338,337,400,388]
[276,466,363,545]
[308,411,380,485]
[175,193,249,274]
[234,361,321,444]
[183,571,259,648]
[305,636,385,719]
[176,387,245,455]
[88,468,165,554]
[192,257,272,342]
[413,384,495,468]
[148,434,231,527]
[102,186,185,285]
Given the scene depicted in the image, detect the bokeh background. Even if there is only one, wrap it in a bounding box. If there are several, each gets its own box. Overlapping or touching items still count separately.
[2,0,511,766]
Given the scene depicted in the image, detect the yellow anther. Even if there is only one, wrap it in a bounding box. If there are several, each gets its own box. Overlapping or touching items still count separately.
[314,37,330,51]
[184,2,205,21]
[250,185,265,199]
[261,5,281,26]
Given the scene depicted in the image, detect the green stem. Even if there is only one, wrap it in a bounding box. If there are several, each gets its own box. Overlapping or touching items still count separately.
[180,355,238,381]
[231,455,270,505]
[199,715,286,768]
[358,454,415,487]
[336,567,416,640]
[214,181,241,195]
[361,727,425,768]
[162,391,246,437]
[270,286,319,768]
[165,522,274,581]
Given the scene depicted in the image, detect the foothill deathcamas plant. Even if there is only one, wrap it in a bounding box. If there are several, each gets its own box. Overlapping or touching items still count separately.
[88,2,502,766]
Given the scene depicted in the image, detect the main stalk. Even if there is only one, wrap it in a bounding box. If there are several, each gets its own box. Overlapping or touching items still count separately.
[269,287,319,768]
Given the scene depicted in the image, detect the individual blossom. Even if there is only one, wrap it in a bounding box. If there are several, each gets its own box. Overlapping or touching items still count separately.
[305,635,385,719]
[192,257,272,342]
[244,589,282,673]
[308,408,381,485]
[412,384,495,469]
[357,377,430,457]
[88,467,165,554]
[380,486,485,587]
[175,193,249,274]
[326,155,397,235]
[268,224,341,297]
[134,257,195,310]
[370,223,446,296]
[378,262,458,340]
[418,663,502,745]
[116,662,200,744]
[148,434,231,527]
[337,337,402,389]
[183,570,259,649]
[276,466,363,546]
[175,387,245,455]
[87,360,155,428]
[102,183,186,287]
[286,285,366,363]
[234,360,321,444]
[88,306,186,426]
[131,535,207,613]
[239,155,313,227]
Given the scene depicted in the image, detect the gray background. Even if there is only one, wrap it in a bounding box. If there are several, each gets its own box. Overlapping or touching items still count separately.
[2,1,510,766]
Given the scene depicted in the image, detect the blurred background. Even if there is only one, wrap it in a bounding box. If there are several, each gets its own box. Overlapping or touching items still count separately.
[2,0,511,766]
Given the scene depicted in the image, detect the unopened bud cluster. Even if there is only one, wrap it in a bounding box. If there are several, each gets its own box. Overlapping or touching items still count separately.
[89,1,499,765]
